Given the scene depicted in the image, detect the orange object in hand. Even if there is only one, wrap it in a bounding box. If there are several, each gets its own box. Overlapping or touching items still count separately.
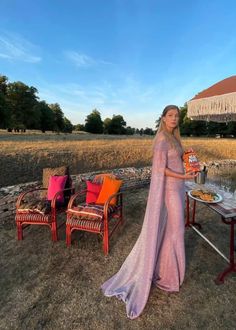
[183,149,200,173]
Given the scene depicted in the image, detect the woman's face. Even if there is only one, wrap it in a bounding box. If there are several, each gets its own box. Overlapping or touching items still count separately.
[163,109,179,132]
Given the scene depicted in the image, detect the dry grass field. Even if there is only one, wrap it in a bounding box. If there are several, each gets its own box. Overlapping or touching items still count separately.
[0,131,236,329]
[0,188,235,329]
[1,130,236,187]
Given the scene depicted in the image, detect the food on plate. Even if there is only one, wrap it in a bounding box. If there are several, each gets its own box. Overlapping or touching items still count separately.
[190,189,219,202]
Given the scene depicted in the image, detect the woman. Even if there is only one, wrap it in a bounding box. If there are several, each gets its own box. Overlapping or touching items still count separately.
[101,105,197,319]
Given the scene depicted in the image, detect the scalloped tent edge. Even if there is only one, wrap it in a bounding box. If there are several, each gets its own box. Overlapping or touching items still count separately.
[187,76,236,122]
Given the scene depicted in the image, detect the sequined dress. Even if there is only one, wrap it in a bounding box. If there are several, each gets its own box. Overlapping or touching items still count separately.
[101,131,185,319]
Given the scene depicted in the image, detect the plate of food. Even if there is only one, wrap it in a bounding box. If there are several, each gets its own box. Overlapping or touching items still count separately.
[188,189,223,203]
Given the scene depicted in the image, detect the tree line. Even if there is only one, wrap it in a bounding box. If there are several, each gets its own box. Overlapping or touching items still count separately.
[83,105,236,137]
[1,74,236,136]
[74,109,155,135]
[0,74,155,135]
[0,75,73,133]
[178,105,236,137]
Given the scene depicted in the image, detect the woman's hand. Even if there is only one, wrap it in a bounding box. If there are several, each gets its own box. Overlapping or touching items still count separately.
[184,148,194,153]
[184,171,198,180]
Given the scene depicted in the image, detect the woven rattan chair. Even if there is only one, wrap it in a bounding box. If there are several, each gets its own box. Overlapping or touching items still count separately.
[15,167,73,242]
[66,174,124,255]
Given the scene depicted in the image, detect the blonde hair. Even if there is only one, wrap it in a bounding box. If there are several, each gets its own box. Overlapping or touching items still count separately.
[153,105,183,150]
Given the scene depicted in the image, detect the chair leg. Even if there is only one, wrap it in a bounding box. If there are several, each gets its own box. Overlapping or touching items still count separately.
[120,210,124,225]
[66,225,72,247]
[120,196,124,225]
[103,230,109,255]
[51,222,58,242]
[17,222,23,240]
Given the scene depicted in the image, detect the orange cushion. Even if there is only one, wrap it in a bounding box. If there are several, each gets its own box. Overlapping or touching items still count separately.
[96,176,122,205]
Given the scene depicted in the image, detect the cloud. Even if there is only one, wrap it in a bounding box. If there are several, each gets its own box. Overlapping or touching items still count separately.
[0,53,11,59]
[0,32,41,63]
[37,74,200,129]
[65,50,113,68]
[65,51,94,67]
[37,79,161,128]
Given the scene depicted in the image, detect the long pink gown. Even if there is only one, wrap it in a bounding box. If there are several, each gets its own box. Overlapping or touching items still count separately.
[101,131,185,319]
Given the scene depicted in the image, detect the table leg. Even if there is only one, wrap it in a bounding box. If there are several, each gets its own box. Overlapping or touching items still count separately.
[185,192,191,228]
[185,194,201,229]
[215,217,236,285]
[191,199,202,230]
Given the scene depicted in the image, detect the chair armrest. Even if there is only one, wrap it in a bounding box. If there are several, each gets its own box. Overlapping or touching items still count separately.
[103,191,123,215]
[51,187,76,209]
[67,189,87,209]
[16,188,47,209]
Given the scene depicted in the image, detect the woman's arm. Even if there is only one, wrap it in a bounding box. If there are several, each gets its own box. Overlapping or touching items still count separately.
[164,167,198,180]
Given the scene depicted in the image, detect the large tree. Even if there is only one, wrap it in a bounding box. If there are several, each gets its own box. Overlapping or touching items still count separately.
[85,109,103,133]
[126,126,135,135]
[107,114,126,134]
[155,116,161,130]
[103,117,112,134]
[143,127,154,135]
[74,123,85,131]
[0,75,9,128]
[179,105,207,136]
[34,101,54,132]
[206,121,227,137]
[49,103,65,132]
[0,74,75,132]
[62,117,73,133]
[6,81,39,129]
[225,121,236,136]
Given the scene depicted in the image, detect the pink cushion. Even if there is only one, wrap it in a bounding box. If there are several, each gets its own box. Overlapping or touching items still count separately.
[86,181,102,204]
[47,175,68,203]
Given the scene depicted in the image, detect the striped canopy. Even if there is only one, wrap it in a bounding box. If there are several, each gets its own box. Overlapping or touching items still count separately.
[187,76,236,122]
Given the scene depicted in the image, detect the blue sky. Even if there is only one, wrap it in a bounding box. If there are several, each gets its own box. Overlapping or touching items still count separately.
[0,0,236,129]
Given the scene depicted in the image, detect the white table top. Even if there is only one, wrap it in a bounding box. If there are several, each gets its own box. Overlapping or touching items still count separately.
[185,180,236,219]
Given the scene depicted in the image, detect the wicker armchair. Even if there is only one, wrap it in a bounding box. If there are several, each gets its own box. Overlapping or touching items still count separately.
[15,167,73,242]
[66,174,124,255]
